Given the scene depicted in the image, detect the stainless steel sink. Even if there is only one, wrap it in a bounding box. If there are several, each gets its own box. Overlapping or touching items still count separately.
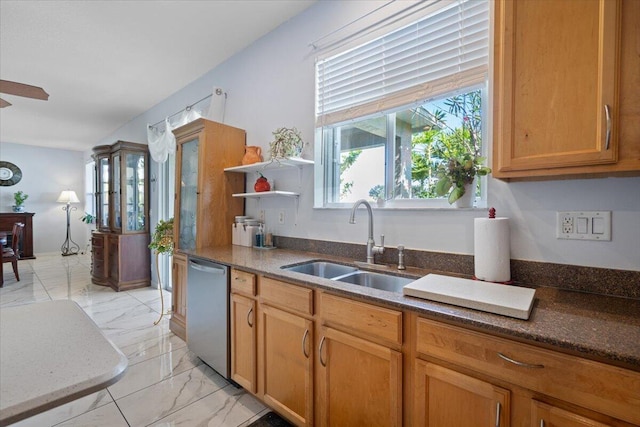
[281,260,414,293]
[282,261,358,278]
[334,271,414,293]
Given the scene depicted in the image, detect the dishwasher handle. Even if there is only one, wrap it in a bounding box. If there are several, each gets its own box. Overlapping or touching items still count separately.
[189,260,227,274]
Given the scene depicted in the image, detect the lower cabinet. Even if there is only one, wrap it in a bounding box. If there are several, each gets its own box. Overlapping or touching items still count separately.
[169,253,187,340]
[317,326,402,427]
[231,292,257,392]
[413,360,510,427]
[260,304,313,425]
[228,271,638,427]
[531,400,612,427]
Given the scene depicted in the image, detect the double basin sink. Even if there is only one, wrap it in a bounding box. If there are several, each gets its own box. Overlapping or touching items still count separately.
[281,260,414,293]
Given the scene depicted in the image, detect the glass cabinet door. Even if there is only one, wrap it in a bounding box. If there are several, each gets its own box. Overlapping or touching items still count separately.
[112,153,121,231]
[179,138,199,250]
[98,156,110,230]
[124,152,146,232]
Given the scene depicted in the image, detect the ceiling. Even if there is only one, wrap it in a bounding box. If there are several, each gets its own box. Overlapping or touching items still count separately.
[0,0,315,152]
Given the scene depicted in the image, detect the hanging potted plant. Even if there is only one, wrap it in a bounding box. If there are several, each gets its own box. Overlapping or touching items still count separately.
[12,190,28,212]
[148,218,174,325]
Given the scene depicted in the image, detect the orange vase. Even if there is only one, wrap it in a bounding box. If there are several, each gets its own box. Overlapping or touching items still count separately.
[242,146,263,165]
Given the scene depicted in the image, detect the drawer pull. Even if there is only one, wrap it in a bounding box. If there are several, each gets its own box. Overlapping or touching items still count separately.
[604,104,611,150]
[234,277,247,282]
[495,402,501,427]
[497,352,544,369]
[302,329,310,358]
[319,336,327,367]
[246,307,253,327]
[540,420,545,427]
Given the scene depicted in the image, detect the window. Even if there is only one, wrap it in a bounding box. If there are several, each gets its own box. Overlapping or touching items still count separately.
[315,0,489,208]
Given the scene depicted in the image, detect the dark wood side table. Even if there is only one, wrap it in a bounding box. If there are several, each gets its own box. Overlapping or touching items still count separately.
[0,212,35,259]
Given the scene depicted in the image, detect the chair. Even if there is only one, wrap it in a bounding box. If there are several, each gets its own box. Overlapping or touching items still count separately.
[2,222,25,283]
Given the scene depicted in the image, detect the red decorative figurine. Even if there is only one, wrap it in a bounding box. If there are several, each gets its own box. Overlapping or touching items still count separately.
[254,173,271,192]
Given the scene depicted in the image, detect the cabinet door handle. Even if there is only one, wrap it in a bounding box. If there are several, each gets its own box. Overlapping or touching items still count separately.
[497,352,544,369]
[495,402,501,427]
[246,307,253,327]
[302,329,310,358]
[318,336,327,367]
[234,277,247,282]
[540,420,545,427]
[604,104,611,150]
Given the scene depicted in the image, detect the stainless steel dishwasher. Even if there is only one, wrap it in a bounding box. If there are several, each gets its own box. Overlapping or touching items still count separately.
[186,257,230,378]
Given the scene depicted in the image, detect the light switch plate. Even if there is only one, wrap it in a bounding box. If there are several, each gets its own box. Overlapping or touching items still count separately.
[556,211,611,241]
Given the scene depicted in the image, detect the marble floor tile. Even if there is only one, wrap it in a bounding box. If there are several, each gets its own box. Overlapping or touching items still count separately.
[115,364,229,426]
[54,402,128,427]
[151,384,267,427]
[118,330,187,365]
[108,346,203,400]
[11,390,113,427]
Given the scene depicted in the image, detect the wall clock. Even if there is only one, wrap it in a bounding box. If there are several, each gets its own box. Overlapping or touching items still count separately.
[0,161,22,186]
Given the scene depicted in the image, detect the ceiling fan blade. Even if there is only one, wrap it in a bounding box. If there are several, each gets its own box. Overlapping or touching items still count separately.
[0,98,12,108]
[0,80,49,101]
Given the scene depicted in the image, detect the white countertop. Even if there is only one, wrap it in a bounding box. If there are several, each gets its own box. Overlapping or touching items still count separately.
[0,300,128,425]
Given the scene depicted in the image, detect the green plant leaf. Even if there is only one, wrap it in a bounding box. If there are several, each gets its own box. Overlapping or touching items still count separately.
[434,176,452,196]
[448,185,464,204]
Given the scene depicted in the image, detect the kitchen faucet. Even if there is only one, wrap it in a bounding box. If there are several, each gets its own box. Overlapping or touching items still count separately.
[349,199,384,264]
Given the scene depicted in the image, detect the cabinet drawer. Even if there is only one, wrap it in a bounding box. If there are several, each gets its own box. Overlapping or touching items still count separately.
[231,268,256,296]
[92,236,104,247]
[259,277,313,317]
[415,317,640,425]
[320,292,402,347]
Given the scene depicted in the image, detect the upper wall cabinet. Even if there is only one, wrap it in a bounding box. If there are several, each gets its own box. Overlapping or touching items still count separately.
[492,0,640,179]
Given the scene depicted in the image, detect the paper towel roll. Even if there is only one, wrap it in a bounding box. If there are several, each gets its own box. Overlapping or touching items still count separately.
[474,217,511,282]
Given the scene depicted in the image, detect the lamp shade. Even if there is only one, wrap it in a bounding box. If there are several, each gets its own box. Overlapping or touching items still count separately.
[57,190,80,204]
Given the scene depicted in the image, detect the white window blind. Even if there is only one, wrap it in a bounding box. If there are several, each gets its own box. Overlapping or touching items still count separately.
[316,0,489,127]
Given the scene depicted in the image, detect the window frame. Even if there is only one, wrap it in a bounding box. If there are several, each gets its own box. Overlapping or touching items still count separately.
[314,0,491,210]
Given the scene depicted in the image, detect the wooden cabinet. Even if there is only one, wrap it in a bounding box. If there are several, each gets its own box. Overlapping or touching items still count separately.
[413,316,640,426]
[227,274,638,426]
[91,141,150,291]
[230,268,257,392]
[169,252,188,339]
[492,0,639,179]
[231,292,257,392]
[259,277,314,426]
[169,119,246,339]
[531,400,612,427]
[413,360,510,427]
[317,292,403,427]
[90,232,107,285]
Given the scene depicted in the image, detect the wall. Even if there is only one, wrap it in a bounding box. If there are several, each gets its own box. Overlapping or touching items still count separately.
[0,142,88,254]
[99,1,640,272]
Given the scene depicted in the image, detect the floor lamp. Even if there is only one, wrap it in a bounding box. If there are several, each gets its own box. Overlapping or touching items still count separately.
[57,190,80,256]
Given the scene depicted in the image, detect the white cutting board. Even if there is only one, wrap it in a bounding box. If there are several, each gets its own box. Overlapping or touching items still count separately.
[403,274,536,320]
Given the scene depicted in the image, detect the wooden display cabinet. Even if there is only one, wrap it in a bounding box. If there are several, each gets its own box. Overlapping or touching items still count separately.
[90,141,150,291]
[169,119,246,340]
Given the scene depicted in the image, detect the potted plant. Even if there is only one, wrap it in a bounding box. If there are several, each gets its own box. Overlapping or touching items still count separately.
[268,127,305,160]
[368,184,386,207]
[12,190,28,212]
[148,218,174,325]
[435,153,491,206]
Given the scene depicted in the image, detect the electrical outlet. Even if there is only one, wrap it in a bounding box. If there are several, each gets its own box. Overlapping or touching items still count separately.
[278,210,285,224]
[258,210,265,223]
[557,211,611,241]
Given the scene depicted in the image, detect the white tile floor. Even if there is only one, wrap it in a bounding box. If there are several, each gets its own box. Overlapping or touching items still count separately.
[0,253,268,426]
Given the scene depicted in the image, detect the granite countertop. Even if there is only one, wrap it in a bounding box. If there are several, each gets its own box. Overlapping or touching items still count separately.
[0,300,128,426]
[183,246,640,372]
